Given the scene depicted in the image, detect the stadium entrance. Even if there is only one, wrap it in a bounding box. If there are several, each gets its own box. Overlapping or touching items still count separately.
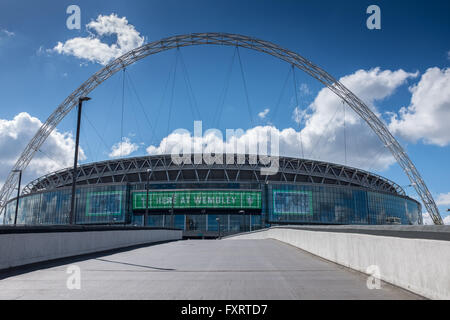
[131,189,263,238]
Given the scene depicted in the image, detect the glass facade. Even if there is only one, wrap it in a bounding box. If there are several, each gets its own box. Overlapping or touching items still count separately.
[129,213,260,234]
[4,184,128,225]
[3,181,422,232]
[267,184,421,225]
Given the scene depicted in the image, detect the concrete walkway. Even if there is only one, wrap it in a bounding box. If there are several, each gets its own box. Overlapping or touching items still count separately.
[0,239,422,299]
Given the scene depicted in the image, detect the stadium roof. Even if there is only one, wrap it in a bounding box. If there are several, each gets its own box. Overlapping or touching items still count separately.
[22,154,405,196]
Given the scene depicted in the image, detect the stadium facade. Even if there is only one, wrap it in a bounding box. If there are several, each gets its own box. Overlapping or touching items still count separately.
[3,154,422,237]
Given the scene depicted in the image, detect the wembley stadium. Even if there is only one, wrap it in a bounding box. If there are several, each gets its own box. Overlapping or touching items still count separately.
[2,154,422,237]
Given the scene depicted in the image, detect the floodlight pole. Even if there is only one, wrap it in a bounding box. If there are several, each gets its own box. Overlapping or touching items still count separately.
[69,97,91,225]
[12,169,22,226]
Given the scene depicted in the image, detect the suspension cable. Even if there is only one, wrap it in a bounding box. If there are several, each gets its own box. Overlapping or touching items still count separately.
[125,76,145,146]
[37,148,67,169]
[177,47,201,120]
[89,72,123,159]
[292,65,304,159]
[365,142,390,173]
[83,112,110,151]
[165,50,179,153]
[309,103,340,160]
[79,117,93,163]
[147,53,178,147]
[236,46,254,127]
[271,66,292,122]
[213,46,237,128]
[126,71,154,132]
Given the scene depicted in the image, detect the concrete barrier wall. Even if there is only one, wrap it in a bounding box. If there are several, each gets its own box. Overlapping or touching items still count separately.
[226,227,450,300]
[0,229,182,270]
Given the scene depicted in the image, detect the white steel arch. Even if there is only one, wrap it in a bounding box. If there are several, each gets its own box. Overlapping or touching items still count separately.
[0,33,443,224]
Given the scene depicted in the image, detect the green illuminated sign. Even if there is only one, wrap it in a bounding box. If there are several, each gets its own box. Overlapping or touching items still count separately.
[273,190,313,215]
[132,190,261,210]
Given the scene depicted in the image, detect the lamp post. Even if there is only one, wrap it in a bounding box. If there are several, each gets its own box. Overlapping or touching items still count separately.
[145,168,151,226]
[12,169,22,226]
[69,97,91,225]
[239,210,245,231]
[216,217,221,239]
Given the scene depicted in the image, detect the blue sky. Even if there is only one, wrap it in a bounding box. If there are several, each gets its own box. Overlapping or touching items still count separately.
[0,0,449,222]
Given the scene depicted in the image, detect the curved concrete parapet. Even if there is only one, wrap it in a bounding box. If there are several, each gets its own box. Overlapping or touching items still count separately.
[225,225,450,300]
[0,226,182,271]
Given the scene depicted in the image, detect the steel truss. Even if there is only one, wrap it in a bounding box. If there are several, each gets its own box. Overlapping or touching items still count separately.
[21,154,404,196]
[0,33,443,224]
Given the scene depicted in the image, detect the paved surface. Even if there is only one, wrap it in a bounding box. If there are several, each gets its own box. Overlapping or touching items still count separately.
[0,239,422,300]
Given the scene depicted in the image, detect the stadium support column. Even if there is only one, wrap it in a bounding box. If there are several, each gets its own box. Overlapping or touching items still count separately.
[69,97,91,225]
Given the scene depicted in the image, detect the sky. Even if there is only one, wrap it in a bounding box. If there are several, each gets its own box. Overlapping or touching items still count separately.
[0,0,449,224]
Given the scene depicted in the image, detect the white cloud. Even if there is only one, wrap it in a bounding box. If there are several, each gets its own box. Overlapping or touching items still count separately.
[292,106,308,125]
[299,83,311,96]
[0,29,15,49]
[436,192,450,206]
[36,45,53,57]
[389,67,450,146]
[0,112,85,189]
[422,212,434,225]
[297,67,418,170]
[53,14,144,65]
[1,29,15,37]
[258,108,270,119]
[146,125,300,158]
[444,215,450,225]
[109,137,139,158]
[145,67,418,171]
[422,212,450,225]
